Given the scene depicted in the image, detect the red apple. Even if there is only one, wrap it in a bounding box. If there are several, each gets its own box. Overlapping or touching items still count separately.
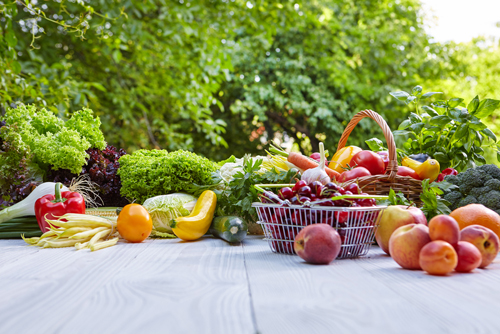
[428,215,460,245]
[294,224,341,264]
[454,241,482,273]
[460,225,500,268]
[419,240,457,276]
[389,224,431,270]
[375,205,427,255]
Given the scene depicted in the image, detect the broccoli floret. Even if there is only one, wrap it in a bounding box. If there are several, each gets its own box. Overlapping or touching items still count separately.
[485,179,500,191]
[478,164,500,180]
[458,168,493,195]
[443,191,463,209]
[477,190,500,210]
[444,174,459,185]
[457,195,478,208]
[469,186,490,199]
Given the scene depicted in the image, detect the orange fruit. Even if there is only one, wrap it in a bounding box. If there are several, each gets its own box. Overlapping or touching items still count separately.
[117,204,152,243]
[449,204,500,240]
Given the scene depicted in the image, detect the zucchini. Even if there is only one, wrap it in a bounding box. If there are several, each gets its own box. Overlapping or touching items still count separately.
[210,216,248,243]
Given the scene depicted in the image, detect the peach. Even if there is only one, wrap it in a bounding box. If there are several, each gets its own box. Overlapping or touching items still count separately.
[419,240,458,275]
[389,224,431,270]
[460,225,500,268]
[294,224,341,264]
[375,205,427,255]
[454,241,482,273]
[428,215,460,245]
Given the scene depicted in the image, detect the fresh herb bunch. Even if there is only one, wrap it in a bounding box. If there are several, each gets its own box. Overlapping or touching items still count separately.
[214,158,298,223]
[389,86,500,171]
[118,149,218,203]
[419,179,457,220]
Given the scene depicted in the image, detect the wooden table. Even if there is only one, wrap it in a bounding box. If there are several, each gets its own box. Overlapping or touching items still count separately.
[1,236,499,334]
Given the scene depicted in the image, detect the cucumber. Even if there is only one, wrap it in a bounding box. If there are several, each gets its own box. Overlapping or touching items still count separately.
[210,216,248,243]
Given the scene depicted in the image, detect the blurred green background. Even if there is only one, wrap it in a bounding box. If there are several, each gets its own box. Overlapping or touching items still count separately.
[1,0,499,160]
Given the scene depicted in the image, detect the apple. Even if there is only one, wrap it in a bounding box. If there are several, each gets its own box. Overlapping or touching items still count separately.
[294,224,341,264]
[460,225,500,268]
[389,224,431,270]
[419,240,457,275]
[428,215,460,245]
[375,205,427,255]
[454,241,482,273]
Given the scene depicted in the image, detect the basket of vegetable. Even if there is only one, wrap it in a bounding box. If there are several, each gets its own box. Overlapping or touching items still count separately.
[252,182,388,259]
[337,110,424,203]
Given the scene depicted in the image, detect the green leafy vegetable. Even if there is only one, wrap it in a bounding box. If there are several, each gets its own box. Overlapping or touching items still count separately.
[0,104,106,207]
[118,149,218,203]
[420,179,456,220]
[371,86,500,171]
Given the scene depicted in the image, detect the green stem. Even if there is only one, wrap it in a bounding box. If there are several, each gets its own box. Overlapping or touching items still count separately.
[269,146,288,157]
[53,183,64,203]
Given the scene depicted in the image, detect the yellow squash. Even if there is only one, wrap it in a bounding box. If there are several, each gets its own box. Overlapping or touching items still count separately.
[328,146,362,173]
[169,190,217,241]
[402,157,440,182]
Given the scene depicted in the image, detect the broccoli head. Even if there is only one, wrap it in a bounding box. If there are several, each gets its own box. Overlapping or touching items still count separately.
[457,195,478,208]
[477,164,500,180]
[442,164,500,213]
[443,191,463,209]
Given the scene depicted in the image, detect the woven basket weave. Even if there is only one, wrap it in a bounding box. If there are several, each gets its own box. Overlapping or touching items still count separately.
[337,110,423,204]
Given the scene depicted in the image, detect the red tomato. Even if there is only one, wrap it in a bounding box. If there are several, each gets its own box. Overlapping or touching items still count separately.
[397,166,421,180]
[350,151,385,175]
[377,151,390,170]
[338,167,371,182]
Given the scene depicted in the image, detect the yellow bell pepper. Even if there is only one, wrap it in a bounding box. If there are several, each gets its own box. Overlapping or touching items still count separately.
[402,157,441,182]
[169,190,217,241]
[328,146,362,173]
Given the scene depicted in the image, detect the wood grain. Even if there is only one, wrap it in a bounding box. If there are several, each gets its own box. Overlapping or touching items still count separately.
[0,237,255,334]
[2,236,500,334]
[243,237,473,334]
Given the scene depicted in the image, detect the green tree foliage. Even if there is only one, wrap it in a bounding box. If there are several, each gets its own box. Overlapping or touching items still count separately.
[0,0,482,160]
[195,0,445,159]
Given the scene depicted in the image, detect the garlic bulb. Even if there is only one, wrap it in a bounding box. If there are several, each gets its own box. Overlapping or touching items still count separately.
[301,142,331,185]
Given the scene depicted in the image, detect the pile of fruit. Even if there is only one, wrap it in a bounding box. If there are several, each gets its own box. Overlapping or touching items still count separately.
[377,203,500,275]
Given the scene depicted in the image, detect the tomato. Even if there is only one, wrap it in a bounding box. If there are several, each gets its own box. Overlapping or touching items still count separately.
[396,166,421,180]
[338,167,371,182]
[350,150,386,175]
[377,151,390,170]
[117,204,153,243]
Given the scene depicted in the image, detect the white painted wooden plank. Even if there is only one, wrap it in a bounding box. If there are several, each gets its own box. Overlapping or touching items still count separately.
[0,237,255,334]
[243,237,454,334]
[355,247,500,334]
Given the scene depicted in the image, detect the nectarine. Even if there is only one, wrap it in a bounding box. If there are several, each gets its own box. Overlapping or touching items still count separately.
[460,225,499,268]
[389,224,431,270]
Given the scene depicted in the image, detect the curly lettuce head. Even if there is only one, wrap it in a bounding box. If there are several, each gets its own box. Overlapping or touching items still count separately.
[1,104,107,175]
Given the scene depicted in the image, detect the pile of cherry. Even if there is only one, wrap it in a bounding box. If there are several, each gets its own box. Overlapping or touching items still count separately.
[258,181,379,254]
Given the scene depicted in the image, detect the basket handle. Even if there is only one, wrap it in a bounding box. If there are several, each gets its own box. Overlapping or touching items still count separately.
[336,109,398,180]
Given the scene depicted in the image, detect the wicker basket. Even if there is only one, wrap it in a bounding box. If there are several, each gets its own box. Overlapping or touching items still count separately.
[337,109,422,203]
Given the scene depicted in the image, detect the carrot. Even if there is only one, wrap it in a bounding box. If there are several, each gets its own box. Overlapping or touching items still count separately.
[288,152,341,181]
[270,145,341,181]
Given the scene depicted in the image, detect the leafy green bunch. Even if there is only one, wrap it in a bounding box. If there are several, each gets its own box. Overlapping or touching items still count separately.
[0,104,106,206]
[390,86,500,171]
[118,149,218,203]
[214,158,298,224]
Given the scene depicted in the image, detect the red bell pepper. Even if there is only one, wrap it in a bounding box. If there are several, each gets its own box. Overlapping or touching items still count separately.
[35,183,86,232]
[436,168,458,182]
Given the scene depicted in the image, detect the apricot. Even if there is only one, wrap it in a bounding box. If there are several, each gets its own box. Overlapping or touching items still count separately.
[428,215,460,245]
[419,240,457,276]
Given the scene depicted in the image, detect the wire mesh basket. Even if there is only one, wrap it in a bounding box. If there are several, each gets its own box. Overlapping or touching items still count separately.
[253,202,386,259]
